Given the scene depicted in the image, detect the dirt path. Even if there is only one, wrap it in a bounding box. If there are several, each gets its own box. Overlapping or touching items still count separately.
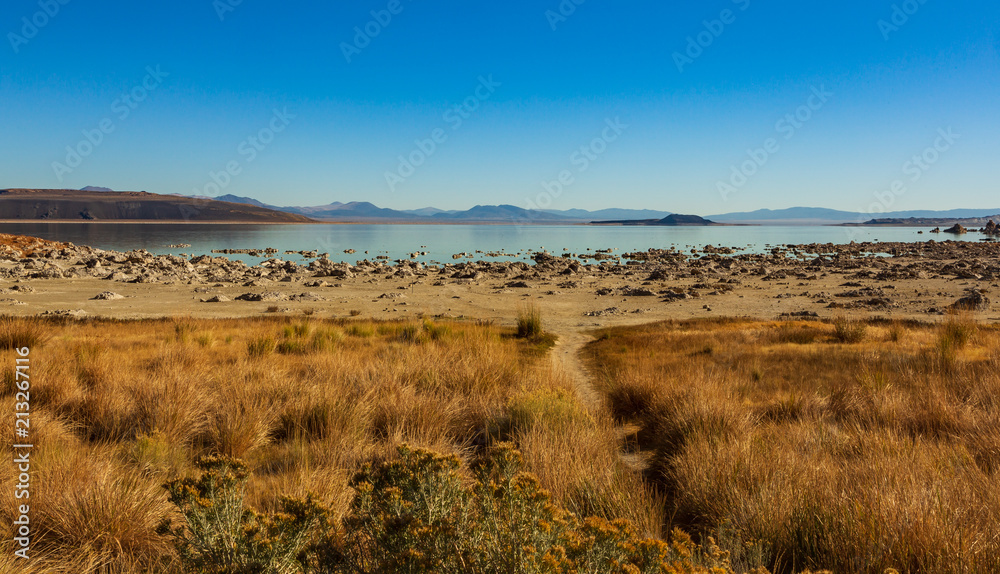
[549,325,652,472]
[550,327,602,412]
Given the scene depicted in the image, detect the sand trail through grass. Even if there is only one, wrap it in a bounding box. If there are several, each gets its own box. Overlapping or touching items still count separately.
[547,323,655,473]
[549,328,600,410]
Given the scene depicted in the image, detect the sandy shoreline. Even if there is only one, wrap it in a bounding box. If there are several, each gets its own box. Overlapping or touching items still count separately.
[1,235,997,340]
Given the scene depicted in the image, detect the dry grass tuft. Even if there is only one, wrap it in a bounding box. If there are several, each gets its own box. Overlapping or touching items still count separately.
[833,315,867,343]
[0,316,47,350]
[516,303,543,338]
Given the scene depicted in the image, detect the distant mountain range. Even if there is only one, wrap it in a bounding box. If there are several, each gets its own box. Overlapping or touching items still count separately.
[210,194,1000,225]
[211,195,578,223]
[5,188,995,225]
[706,207,1000,224]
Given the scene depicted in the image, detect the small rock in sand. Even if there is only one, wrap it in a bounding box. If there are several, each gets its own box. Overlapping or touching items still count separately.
[289,292,325,302]
[202,295,231,303]
[40,309,87,318]
[91,291,125,300]
[622,288,656,297]
[235,292,288,302]
[585,307,625,317]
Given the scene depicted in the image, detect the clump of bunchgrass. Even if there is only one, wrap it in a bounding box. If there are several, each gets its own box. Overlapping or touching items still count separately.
[346,324,373,338]
[398,323,421,343]
[308,328,342,352]
[173,321,196,344]
[937,311,978,370]
[0,315,47,349]
[516,303,543,339]
[833,316,867,343]
[771,323,821,345]
[276,339,308,355]
[940,310,977,350]
[247,336,275,358]
[888,320,907,343]
[422,318,452,341]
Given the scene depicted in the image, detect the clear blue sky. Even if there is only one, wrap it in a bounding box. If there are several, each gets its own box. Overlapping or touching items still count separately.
[1,1,997,214]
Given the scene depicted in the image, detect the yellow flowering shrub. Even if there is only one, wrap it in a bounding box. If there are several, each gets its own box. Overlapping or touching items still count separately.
[306,444,739,574]
[160,446,747,573]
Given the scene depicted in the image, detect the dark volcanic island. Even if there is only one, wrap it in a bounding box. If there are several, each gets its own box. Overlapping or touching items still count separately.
[591,214,720,226]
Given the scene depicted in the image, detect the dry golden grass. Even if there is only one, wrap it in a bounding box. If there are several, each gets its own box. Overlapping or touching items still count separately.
[0,315,658,572]
[585,317,1000,573]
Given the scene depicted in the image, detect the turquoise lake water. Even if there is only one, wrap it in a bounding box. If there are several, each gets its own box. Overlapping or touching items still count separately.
[0,223,986,266]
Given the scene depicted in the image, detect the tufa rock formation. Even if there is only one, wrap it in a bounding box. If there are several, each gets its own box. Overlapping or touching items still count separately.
[950,289,990,312]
